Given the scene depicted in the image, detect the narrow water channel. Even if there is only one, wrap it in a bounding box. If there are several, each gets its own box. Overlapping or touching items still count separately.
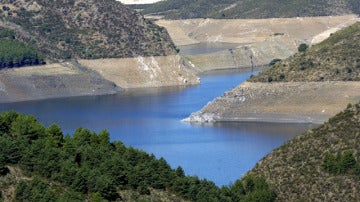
[0,70,313,186]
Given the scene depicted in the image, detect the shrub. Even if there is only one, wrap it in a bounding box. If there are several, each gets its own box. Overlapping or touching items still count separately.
[269,58,281,66]
[298,43,309,52]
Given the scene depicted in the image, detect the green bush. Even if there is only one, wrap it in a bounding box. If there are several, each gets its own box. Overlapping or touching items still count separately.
[322,150,359,175]
[298,43,309,52]
[269,58,281,66]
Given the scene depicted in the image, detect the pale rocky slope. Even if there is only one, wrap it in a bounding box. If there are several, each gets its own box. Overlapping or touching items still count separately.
[0,61,119,103]
[0,55,199,103]
[156,15,359,71]
[184,81,360,124]
[184,18,360,124]
[79,55,199,88]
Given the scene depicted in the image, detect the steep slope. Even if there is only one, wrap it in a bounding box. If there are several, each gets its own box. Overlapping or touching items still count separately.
[142,0,360,19]
[0,0,201,103]
[0,0,177,61]
[249,22,360,82]
[249,102,360,201]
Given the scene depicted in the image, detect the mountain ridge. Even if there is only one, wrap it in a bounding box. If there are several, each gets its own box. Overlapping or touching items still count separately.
[141,0,360,19]
[0,0,177,62]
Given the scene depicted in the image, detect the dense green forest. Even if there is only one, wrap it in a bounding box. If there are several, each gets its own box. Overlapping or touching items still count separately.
[140,0,360,19]
[0,111,276,201]
[0,28,44,69]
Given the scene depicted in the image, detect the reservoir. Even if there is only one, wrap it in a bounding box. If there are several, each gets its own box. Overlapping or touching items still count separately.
[0,70,313,186]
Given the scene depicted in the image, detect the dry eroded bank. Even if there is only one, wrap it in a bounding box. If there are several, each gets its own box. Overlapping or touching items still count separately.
[0,55,199,103]
[79,55,199,88]
[156,15,360,71]
[184,81,360,124]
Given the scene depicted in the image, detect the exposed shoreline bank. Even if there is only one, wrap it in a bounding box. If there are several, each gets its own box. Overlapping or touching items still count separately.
[184,81,360,125]
[0,54,200,103]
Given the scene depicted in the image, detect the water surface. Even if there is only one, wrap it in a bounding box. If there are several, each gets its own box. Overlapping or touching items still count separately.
[0,71,313,186]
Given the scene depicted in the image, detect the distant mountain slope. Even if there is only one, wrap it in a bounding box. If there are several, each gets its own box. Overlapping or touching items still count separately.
[142,0,360,19]
[0,0,177,62]
[249,102,360,201]
[249,21,360,82]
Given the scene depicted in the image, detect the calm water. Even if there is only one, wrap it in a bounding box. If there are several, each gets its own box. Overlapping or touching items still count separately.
[0,71,313,186]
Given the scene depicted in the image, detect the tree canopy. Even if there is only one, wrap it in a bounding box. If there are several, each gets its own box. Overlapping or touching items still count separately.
[0,111,276,201]
[0,29,45,69]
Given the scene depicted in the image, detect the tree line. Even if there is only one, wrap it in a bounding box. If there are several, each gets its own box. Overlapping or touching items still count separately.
[0,28,45,69]
[0,111,276,201]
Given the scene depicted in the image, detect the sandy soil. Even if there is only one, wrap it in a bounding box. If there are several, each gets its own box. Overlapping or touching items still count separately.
[185,81,360,124]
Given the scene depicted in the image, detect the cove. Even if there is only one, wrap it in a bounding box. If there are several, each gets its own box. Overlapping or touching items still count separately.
[0,70,313,186]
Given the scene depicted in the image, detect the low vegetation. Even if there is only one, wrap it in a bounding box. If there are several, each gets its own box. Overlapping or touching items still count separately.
[0,0,177,63]
[250,102,360,201]
[249,22,360,82]
[141,0,360,19]
[322,150,360,175]
[0,111,276,201]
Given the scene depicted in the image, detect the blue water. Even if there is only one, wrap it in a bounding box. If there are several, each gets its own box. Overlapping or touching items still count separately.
[0,71,312,186]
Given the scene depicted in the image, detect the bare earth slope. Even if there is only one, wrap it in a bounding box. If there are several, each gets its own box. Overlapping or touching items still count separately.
[184,19,360,124]
[79,55,199,88]
[0,62,119,103]
[156,15,359,71]
[184,81,360,124]
[0,55,199,103]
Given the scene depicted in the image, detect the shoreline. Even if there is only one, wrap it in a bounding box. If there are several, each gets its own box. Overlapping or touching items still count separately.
[184,81,360,125]
[183,113,328,125]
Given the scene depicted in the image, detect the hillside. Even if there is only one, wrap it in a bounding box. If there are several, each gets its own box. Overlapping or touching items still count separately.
[249,102,360,201]
[0,111,276,201]
[0,0,202,103]
[141,0,360,19]
[249,21,360,82]
[0,0,177,62]
[184,17,360,124]
[155,15,359,72]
